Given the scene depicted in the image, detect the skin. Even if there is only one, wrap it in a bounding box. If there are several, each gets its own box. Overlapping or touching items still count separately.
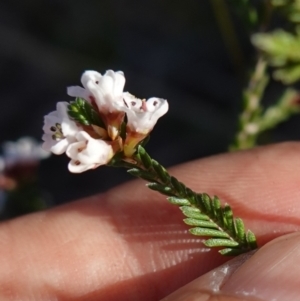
[1,142,300,300]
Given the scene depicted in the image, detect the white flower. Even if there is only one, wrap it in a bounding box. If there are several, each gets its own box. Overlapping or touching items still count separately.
[68,70,126,140]
[122,92,169,134]
[67,70,126,113]
[121,92,168,157]
[42,102,81,155]
[66,131,114,173]
[3,137,50,168]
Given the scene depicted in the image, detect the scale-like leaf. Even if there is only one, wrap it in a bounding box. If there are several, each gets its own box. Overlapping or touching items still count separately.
[223,204,235,234]
[68,98,105,127]
[167,197,191,206]
[127,168,155,182]
[235,218,246,244]
[247,230,258,249]
[204,238,239,248]
[190,228,230,238]
[219,248,244,256]
[170,176,185,195]
[138,146,152,169]
[184,218,218,228]
[201,193,212,212]
[180,206,209,220]
[152,160,170,184]
[147,183,173,196]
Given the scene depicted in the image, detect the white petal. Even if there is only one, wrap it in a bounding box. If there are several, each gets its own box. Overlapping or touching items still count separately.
[61,120,80,137]
[123,92,143,111]
[106,70,125,96]
[81,71,102,89]
[146,98,168,113]
[125,97,168,133]
[56,102,81,137]
[50,138,71,155]
[43,113,60,133]
[65,131,113,173]
[42,101,81,155]
[56,102,70,119]
[98,74,114,96]
[68,161,97,173]
[67,86,90,101]
[65,140,84,158]
[69,70,127,115]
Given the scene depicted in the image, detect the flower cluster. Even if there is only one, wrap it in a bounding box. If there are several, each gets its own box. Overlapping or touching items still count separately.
[42,70,168,173]
[0,137,50,191]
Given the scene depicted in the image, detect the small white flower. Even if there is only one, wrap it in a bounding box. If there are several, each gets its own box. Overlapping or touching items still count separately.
[66,131,114,173]
[42,102,81,155]
[121,92,168,157]
[123,92,169,134]
[68,70,126,140]
[68,70,126,113]
[3,137,50,168]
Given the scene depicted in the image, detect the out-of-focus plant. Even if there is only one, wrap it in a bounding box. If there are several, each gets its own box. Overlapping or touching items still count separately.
[222,0,300,150]
[0,137,50,220]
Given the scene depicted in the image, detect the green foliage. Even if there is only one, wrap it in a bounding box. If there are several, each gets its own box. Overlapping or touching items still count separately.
[68,98,105,127]
[230,0,300,151]
[272,0,300,23]
[252,29,300,83]
[126,146,258,256]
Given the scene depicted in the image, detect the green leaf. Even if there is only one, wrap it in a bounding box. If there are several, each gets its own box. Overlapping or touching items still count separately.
[152,160,170,184]
[68,98,105,127]
[252,29,300,84]
[147,183,173,196]
[246,230,258,249]
[170,176,186,196]
[201,193,212,212]
[67,110,89,125]
[184,218,218,228]
[235,218,246,243]
[189,228,230,238]
[204,238,239,248]
[219,248,244,256]
[273,64,300,84]
[185,188,196,204]
[167,197,191,206]
[252,30,300,65]
[223,204,235,235]
[180,206,210,220]
[127,168,155,182]
[138,146,152,170]
[212,196,223,223]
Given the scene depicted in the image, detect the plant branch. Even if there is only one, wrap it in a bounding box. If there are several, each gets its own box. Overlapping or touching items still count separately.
[122,146,258,256]
[230,57,269,150]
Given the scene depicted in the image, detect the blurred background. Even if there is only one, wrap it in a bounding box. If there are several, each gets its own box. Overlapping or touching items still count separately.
[0,0,299,212]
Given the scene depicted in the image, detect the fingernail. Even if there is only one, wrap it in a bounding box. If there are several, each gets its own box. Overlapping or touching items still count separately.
[221,232,300,300]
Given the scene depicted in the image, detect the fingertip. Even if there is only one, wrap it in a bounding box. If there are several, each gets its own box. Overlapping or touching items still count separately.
[163,232,300,301]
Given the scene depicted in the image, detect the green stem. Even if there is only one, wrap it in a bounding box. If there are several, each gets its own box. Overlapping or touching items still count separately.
[230,57,269,151]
